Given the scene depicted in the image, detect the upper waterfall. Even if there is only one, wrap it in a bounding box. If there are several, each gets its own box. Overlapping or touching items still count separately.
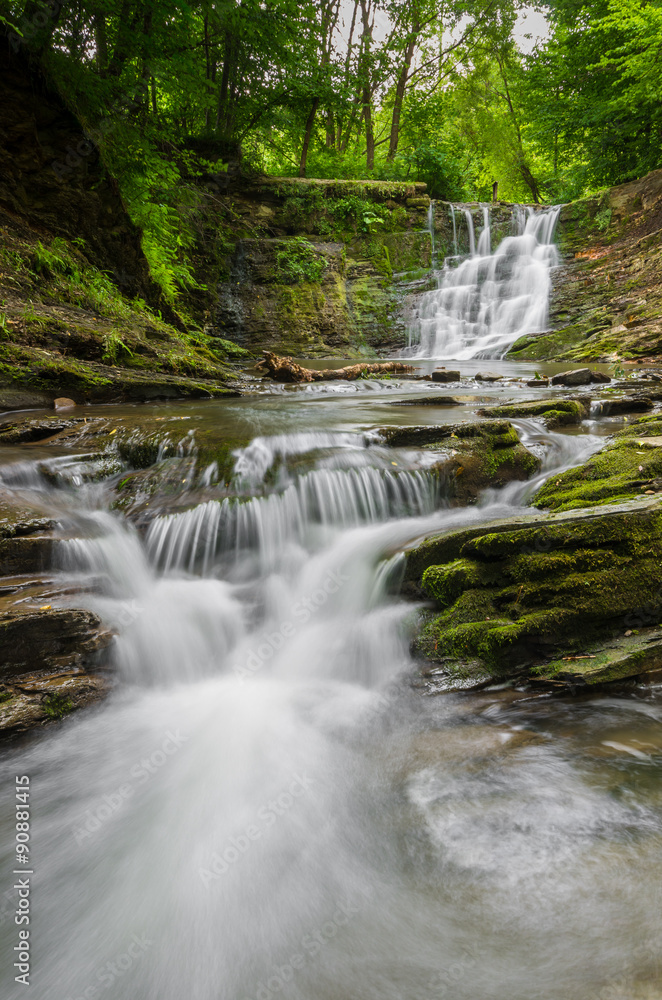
[407,202,561,360]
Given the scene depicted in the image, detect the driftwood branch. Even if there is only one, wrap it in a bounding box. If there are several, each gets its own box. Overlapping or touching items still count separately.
[256,352,415,383]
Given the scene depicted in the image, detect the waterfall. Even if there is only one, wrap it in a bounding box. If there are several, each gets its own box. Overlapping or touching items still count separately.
[463,208,476,256]
[146,466,442,575]
[409,203,561,360]
[426,200,437,268]
[477,205,491,256]
[449,204,458,256]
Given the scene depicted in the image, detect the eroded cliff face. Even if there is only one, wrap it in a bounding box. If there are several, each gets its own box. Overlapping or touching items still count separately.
[509,169,662,362]
[0,35,151,297]
[191,177,433,357]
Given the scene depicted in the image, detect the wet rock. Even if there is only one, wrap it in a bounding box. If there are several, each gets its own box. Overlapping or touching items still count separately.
[550,368,594,386]
[0,389,53,411]
[53,397,76,411]
[405,495,662,681]
[533,413,662,510]
[536,627,662,685]
[431,369,460,383]
[478,396,589,428]
[0,416,86,444]
[474,372,503,382]
[526,378,549,387]
[0,608,112,678]
[388,396,462,407]
[376,420,540,503]
[593,396,653,416]
[590,371,611,384]
[0,671,110,738]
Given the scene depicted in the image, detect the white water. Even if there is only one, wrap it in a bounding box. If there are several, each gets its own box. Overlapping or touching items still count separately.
[1,414,661,1000]
[409,203,561,360]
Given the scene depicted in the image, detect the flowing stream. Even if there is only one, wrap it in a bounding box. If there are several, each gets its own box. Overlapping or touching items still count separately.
[408,204,561,360]
[1,379,661,1000]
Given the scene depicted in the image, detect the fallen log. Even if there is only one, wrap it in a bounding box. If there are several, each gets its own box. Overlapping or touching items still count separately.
[256,352,415,383]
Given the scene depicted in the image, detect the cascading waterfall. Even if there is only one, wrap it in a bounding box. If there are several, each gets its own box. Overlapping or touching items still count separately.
[1,399,659,1000]
[146,466,441,575]
[408,203,561,360]
[463,208,476,256]
[449,203,458,255]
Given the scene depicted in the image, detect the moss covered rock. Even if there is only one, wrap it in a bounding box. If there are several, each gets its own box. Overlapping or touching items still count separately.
[407,496,662,683]
[479,396,589,428]
[533,414,662,511]
[377,420,540,503]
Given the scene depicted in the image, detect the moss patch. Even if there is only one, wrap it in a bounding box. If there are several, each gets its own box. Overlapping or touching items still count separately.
[410,499,662,677]
[533,414,662,511]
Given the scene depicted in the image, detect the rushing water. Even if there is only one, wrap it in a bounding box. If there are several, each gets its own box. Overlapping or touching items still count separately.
[408,203,561,361]
[1,378,661,1000]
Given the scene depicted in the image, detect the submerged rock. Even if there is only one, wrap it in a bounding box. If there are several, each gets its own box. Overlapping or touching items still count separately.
[593,396,653,416]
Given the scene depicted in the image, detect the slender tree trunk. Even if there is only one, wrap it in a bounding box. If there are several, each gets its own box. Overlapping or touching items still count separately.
[326,110,335,147]
[387,30,418,161]
[94,10,108,75]
[299,98,320,176]
[359,0,375,172]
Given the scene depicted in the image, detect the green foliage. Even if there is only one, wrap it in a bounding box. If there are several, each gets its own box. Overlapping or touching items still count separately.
[102,330,134,363]
[274,237,326,284]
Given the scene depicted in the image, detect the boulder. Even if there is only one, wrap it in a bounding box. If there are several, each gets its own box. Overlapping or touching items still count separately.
[0,608,112,678]
[376,420,540,503]
[431,369,460,383]
[550,368,594,386]
[53,397,76,411]
[405,495,662,684]
[526,378,549,387]
[478,396,589,429]
[474,372,503,382]
[594,396,653,416]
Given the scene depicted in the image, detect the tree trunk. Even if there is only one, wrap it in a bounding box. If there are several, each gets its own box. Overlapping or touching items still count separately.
[359,0,375,172]
[363,96,375,171]
[387,31,418,161]
[94,10,108,75]
[299,98,320,176]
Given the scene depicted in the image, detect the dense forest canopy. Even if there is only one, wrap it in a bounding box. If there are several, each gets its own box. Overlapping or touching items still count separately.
[3,0,662,298]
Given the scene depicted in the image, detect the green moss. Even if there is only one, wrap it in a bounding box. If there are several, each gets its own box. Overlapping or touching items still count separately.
[412,503,662,674]
[534,418,662,512]
[43,694,74,719]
